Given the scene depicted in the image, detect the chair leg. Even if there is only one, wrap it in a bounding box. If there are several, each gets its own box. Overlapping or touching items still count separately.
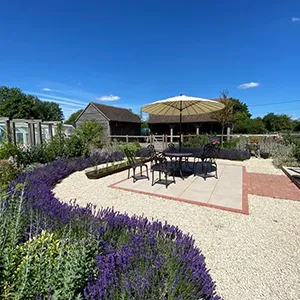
[140,165,142,176]
[133,167,136,182]
[127,168,130,179]
[203,164,207,180]
[145,165,149,180]
[193,158,196,176]
[215,164,218,179]
[152,170,155,186]
[165,172,168,188]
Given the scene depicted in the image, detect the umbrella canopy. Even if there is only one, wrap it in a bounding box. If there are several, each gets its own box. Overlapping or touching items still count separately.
[142,95,225,116]
[142,94,225,150]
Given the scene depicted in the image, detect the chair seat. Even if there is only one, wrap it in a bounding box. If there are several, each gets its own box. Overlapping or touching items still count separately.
[132,161,148,168]
[151,164,174,173]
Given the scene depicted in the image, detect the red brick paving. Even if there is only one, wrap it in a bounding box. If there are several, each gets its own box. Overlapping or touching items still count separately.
[247,172,300,201]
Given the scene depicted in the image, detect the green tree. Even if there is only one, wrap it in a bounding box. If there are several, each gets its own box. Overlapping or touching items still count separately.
[294,120,300,131]
[231,98,251,118]
[263,113,294,132]
[234,113,265,134]
[0,86,37,119]
[248,118,266,134]
[65,109,83,124]
[210,90,234,144]
[0,86,63,121]
[34,100,64,121]
[76,120,103,155]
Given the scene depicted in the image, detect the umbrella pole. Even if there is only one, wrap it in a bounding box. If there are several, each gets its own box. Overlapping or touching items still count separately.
[179,100,182,151]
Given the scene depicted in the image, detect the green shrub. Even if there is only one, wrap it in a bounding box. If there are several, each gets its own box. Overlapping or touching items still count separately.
[0,141,21,162]
[65,134,85,158]
[119,141,141,154]
[183,135,210,147]
[222,137,240,149]
[292,144,300,163]
[11,230,96,299]
[0,195,28,297]
[47,123,67,159]
[102,139,122,153]
[273,155,298,168]
[17,143,51,166]
[0,160,20,186]
[76,120,104,156]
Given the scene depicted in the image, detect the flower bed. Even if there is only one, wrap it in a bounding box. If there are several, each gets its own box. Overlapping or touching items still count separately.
[2,152,220,299]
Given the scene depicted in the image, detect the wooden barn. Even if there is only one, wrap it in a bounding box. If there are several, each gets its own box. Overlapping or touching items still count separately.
[76,102,141,137]
[148,114,221,135]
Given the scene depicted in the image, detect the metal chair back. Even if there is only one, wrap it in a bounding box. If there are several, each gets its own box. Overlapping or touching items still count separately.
[152,152,167,165]
[147,144,156,158]
[124,149,137,165]
[202,143,218,160]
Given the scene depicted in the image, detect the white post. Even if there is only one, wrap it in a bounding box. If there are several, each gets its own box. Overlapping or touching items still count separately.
[227,126,231,141]
[4,119,11,142]
[48,124,53,139]
[28,123,36,146]
[196,127,199,135]
[35,122,42,145]
[170,127,173,143]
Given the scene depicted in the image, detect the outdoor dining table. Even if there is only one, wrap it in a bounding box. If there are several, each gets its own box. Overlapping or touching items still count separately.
[163,152,194,180]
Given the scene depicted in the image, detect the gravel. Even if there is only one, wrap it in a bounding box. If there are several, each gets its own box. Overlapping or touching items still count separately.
[216,157,284,175]
[54,158,300,300]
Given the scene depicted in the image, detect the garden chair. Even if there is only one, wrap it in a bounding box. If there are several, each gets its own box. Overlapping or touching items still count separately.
[151,152,176,188]
[124,149,149,183]
[147,144,156,166]
[194,143,218,180]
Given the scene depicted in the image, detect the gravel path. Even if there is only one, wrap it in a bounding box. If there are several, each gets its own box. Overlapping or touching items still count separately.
[54,158,300,300]
[217,157,284,175]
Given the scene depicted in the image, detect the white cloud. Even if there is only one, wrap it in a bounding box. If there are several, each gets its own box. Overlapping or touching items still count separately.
[27,92,87,105]
[292,17,300,22]
[39,98,84,108]
[41,87,51,91]
[237,82,260,89]
[97,95,120,101]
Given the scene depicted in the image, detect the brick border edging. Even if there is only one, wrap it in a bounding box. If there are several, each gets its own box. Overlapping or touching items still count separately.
[109,166,249,215]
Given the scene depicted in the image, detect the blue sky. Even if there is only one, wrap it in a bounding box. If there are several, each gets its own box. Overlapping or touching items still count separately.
[0,0,300,119]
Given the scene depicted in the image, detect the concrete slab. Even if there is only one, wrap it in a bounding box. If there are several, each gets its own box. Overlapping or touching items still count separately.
[208,193,242,209]
[110,164,246,213]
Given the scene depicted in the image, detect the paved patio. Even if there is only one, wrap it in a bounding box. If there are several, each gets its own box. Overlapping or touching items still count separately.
[110,163,249,214]
[247,172,300,201]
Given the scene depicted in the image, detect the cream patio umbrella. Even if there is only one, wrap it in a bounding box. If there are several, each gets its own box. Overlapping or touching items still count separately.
[142,94,225,150]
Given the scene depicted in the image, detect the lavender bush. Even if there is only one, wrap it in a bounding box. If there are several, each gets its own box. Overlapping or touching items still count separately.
[2,152,220,299]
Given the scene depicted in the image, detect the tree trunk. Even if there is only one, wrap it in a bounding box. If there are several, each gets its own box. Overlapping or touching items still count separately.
[221,124,224,146]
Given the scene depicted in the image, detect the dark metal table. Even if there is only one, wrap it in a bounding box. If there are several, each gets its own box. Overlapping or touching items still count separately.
[164,152,194,179]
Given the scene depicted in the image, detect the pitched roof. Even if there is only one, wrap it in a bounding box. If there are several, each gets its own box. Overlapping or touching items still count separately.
[79,102,141,123]
[148,114,216,124]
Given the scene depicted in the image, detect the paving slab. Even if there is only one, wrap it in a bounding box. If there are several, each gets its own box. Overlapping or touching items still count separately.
[110,164,247,214]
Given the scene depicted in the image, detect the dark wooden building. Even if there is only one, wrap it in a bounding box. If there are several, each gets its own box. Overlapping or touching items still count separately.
[148,114,221,135]
[76,102,141,137]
